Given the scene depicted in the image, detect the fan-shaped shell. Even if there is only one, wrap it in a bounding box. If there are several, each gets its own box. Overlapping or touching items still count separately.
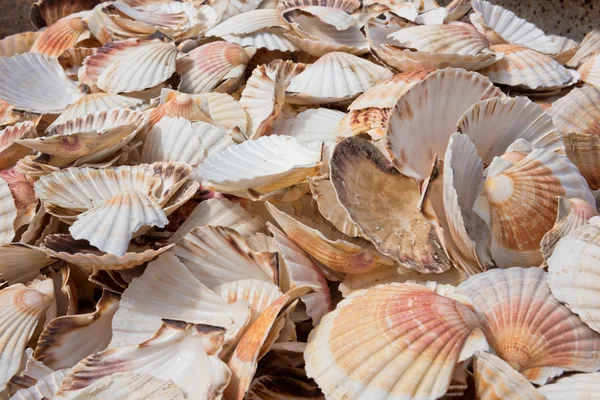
[207,9,290,37]
[578,55,600,90]
[283,6,353,30]
[0,244,55,285]
[0,121,36,169]
[538,372,600,399]
[30,17,89,57]
[550,34,580,65]
[50,93,143,128]
[562,132,600,190]
[288,108,345,143]
[567,29,600,68]
[286,52,392,105]
[0,175,17,246]
[456,268,600,384]
[305,283,487,400]
[0,31,40,57]
[1,168,37,231]
[148,92,213,127]
[387,68,501,181]
[336,107,390,140]
[222,29,298,52]
[201,91,248,133]
[550,85,600,136]
[308,177,360,237]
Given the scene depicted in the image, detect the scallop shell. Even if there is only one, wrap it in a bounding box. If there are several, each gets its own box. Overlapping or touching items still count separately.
[387,67,501,181]
[283,6,354,30]
[456,267,600,384]
[50,93,143,128]
[30,18,89,58]
[0,121,36,170]
[177,41,255,95]
[111,252,250,348]
[336,107,390,140]
[207,9,290,37]
[142,117,233,166]
[578,55,600,90]
[30,0,98,28]
[58,47,96,79]
[57,320,231,399]
[0,31,40,57]
[0,52,82,114]
[278,0,361,13]
[1,168,37,232]
[548,218,600,333]
[0,175,17,246]
[222,29,297,53]
[541,197,598,259]
[305,283,487,400]
[201,91,249,133]
[0,244,55,285]
[457,96,564,165]
[550,85,600,136]
[11,368,70,400]
[198,135,321,195]
[287,108,345,144]
[567,29,600,68]
[108,2,192,37]
[78,39,179,94]
[34,291,119,369]
[0,279,54,392]
[8,347,54,395]
[85,2,156,45]
[479,44,576,91]
[550,34,580,65]
[475,147,595,268]
[331,137,451,273]
[148,92,213,127]
[308,177,361,237]
[286,52,393,105]
[173,225,278,288]
[538,372,600,399]
[474,352,544,400]
[562,132,600,190]
[471,0,557,54]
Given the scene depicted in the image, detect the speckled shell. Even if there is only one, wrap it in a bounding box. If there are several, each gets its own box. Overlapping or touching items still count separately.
[457,268,600,384]
[305,283,487,400]
[550,85,600,136]
[30,18,89,57]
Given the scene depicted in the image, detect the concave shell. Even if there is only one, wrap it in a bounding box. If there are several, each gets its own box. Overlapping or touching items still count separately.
[141,117,233,166]
[387,67,501,181]
[286,52,393,105]
[0,121,36,169]
[471,0,557,54]
[173,225,278,288]
[541,197,598,259]
[111,252,250,348]
[0,244,55,285]
[538,372,600,399]
[207,9,290,37]
[34,291,119,369]
[11,368,69,400]
[0,52,82,114]
[86,2,157,45]
[567,29,600,68]
[30,18,89,58]
[550,34,580,65]
[50,93,143,128]
[79,39,178,94]
[0,175,17,246]
[550,85,600,136]
[578,55,600,90]
[246,368,324,400]
[198,135,321,195]
[147,91,212,127]
[456,267,600,384]
[0,31,40,57]
[331,137,451,273]
[308,177,361,237]
[177,41,255,94]
[562,132,600,190]
[305,283,487,400]
[288,108,345,143]
[475,147,595,268]
[457,96,564,165]
[479,44,576,91]
[548,218,600,333]
[221,28,298,52]
[57,320,231,399]
[0,279,54,392]
[474,352,544,400]
[30,0,99,28]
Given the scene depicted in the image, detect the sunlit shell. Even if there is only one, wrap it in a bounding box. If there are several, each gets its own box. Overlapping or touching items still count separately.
[0,244,55,285]
[79,39,178,94]
[30,18,89,58]
[541,198,598,259]
[479,44,576,91]
[174,225,278,288]
[50,93,143,128]
[471,0,557,54]
[0,169,37,231]
[0,121,36,169]
[11,368,70,400]
[457,267,600,384]
[0,52,82,114]
[387,68,501,181]
[286,52,393,105]
[288,108,345,143]
[305,283,487,399]
[0,279,54,392]
[308,177,361,237]
[550,34,580,65]
[111,252,250,349]
[550,85,600,136]
[283,5,354,30]
[177,41,255,94]
[538,372,600,399]
[30,0,98,28]
[336,107,390,141]
[578,55,600,90]
[207,9,290,37]
[475,147,595,268]
[148,91,212,127]
[331,137,451,273]
[40,233,174,270]
[199,135,321,195]
[201,91,249,133]
[474,352,544,400]
[457,96,564,165]
[0,175,17,246]
[0,31,40,57]
[548,218,600,333]
[57,320,231,399]
[567,29,600,68]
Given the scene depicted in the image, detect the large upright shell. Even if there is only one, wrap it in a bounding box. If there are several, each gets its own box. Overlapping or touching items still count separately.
[387,68,500,180]
[538,372,600,399]
[548,218,600,333]
[550,85,600,136]
[457,96,564,165]
[331,137,451,273]
[456,268,600,384]
[475,148,595,268]
[578,55,600,90]
[30,18,89,57]
[0,52,82,114]
[286,52,393,105]
[0,121,36,169]
[305,283,487,400]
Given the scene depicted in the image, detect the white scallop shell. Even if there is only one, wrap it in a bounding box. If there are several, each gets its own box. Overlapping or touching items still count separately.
[0,175,17,246]
[288,108,345,143]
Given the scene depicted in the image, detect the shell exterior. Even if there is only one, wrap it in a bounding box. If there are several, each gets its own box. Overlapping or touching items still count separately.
[457,268,600,384]
[567,29,600,68]
[305,283,487,400]
[58,47,95,79]
[30,18,89,57]
[223,29,299,52]
[0,52,82,114]
[562,132,600,190]
[11,368,70,400]
[288,108,345,143]
[30,0,98,28]
[0,31,40,57]
[246,368,324,400]
[476,147,595,268]
[0,175,17,246]
[457,96,564,165]
[0,244,55,285]
[50,93,143,128]
[548,218,600,333]
[538,372,600,399]
[0,121,36,170]
[550,34,580,65]
[336,107,390,140]
[578,55,600,90]
[201,91,248,133]
[550,85,600,136]
[207,9,290,37]
[387,67,501,180]
[286,52,393,105]
[1,169,37,233]
[147,92,213,127]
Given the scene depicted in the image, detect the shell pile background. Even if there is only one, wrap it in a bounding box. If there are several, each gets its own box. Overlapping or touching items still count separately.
[1,0,600,398]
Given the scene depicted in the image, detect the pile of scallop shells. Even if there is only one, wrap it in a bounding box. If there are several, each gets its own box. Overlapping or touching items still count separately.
[1,0,600,398]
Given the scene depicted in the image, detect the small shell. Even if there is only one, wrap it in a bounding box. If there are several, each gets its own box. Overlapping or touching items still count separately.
[0,121,36,170]
[456,268,600,384]
[305,283,487,400]
[11,369,69,400]
[286,52,393,105]
[567,29,600,68]
[538,372,600,399]
[147,92,213,127]
[50,93,143,128]
[177,41,255,94]
[458,96,564,165]
[387,67,501,180]
[0,31,40,57]
[308,177,361,237]
[30,18,89,58]
[550,85,600,136]
[57,320,231,399]
[0,244,55,285]
[578,55,600,90]
[548,218,600,333]
[30,0,98,28]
